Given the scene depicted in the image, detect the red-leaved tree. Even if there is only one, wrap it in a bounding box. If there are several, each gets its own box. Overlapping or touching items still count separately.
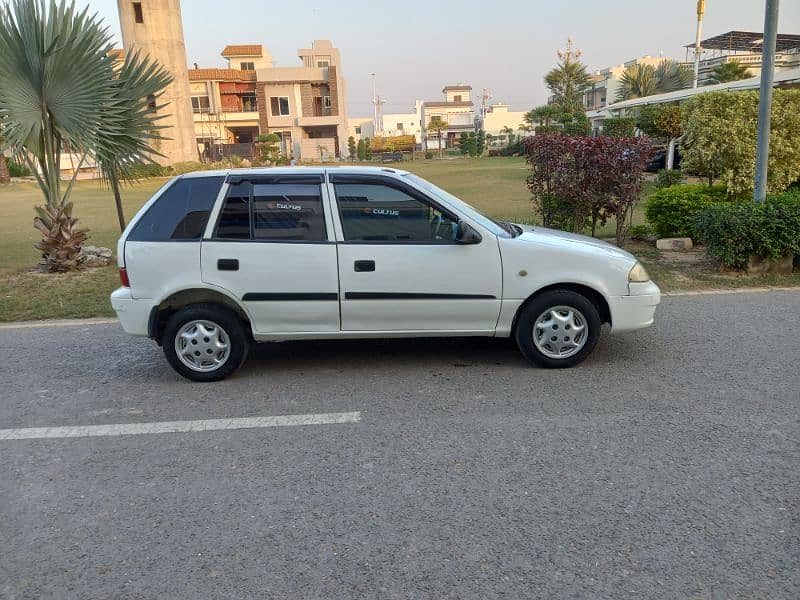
[525,134,653,244]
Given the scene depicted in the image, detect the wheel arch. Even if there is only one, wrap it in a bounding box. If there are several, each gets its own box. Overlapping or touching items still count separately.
[148,287,252,344]
[511,282,612,335]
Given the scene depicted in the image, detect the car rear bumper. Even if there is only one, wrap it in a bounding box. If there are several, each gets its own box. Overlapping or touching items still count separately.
[608,281,661,332]
[110,287,152,336]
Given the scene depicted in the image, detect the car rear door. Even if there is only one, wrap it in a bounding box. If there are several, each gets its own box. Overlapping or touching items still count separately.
[328,173,502,333]
[201,173,340,335]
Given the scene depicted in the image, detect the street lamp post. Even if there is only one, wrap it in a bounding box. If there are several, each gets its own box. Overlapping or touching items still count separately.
[754,0,780,202]
[692,0,706,89]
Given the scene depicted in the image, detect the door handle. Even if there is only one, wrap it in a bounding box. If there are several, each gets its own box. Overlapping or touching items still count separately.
[354,260,375,272]
[217,258,239,271]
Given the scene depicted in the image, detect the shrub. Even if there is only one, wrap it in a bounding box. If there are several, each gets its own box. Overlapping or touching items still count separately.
[424,150,434,159]
[6,157,32,177]
[655,168,683,188]
[128,162,172,179]
[629,224,653,240]
[645,184,731,239]
[695,194,800,269]
[171,161,207,175]
[602,117,636,137]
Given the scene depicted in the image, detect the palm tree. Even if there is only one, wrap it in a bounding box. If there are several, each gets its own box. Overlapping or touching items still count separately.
[0,1,168,270]
[427,117,448,158]
[525,105,561,130]
[707,60,751,84]
[0,136,9,184]
[544,60,591,113]
[615,60,692,102]
[96,50,172,231]
[500,126,515,147]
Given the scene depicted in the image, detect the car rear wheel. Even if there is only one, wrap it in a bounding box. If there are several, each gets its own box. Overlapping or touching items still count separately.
[514,290,601,368]
[162,304,249,382]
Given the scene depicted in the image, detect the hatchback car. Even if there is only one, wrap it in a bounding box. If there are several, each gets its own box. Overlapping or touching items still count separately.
[111,167,660,381]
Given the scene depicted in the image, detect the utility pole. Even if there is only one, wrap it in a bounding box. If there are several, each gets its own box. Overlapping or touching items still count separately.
[370,73,386,136]
[692,0,706,88]
[480,88,491,128]
[754,0,780,202]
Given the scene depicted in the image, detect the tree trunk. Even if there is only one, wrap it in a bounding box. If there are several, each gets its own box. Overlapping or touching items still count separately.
[110,170,126,232]
[666,138,676,171]
[0,157,10,184]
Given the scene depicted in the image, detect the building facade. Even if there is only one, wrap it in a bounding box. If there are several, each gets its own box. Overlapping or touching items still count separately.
[421,85,476,150]
[582,56,666,110]
[482,103,529,144]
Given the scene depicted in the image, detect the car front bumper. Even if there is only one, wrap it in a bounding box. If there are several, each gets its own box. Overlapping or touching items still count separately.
[608,281,661,332]
[110,287,152,336]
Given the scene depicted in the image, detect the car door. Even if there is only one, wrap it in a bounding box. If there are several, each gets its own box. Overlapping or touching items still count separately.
[329,173,502,333]
[201,173,340,334]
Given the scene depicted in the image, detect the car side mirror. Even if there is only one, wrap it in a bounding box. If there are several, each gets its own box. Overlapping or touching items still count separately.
[455,221,482,244]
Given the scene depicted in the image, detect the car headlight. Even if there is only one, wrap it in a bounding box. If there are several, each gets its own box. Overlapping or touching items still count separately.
[628,262,650,283]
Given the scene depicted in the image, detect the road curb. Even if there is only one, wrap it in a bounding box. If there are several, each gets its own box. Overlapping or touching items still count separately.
[0,317,118,331]
[663,286,800,297]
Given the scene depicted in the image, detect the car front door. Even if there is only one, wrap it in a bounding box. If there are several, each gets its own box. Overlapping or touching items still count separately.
[201,174,340,335]
[329,173,502,333]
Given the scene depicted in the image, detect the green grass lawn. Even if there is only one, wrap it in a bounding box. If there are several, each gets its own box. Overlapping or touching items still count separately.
[0,157,797,322]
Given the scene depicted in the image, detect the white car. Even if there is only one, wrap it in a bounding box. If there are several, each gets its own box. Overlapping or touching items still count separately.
[111,167,660,381]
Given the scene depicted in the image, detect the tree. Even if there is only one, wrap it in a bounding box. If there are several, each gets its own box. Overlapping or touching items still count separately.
[255,133,281,164]
[96,50,172,232]
[476,129,486,156]
[615,60,692,102]
[558,112,591,137]
[0,138,9,184]
[467,131,478,157]
[544,60,591,113]
[364,137,373,160]
[458,132,470,156]
[680,89,800,195]
[0,1,167,270]
[427,117,448,158]
[525,105,561,130]
[501,126,515,147]
[637,104,683,170]
[526,134,654,243]
[356,138,366,161]
[347,136,357,161]
[707,60,751,85]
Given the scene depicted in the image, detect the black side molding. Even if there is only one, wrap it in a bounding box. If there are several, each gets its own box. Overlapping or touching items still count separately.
[242,292,338,301]
[344,292,496,300]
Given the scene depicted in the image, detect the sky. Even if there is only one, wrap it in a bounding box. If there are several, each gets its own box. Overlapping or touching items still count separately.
[86,0,799,115]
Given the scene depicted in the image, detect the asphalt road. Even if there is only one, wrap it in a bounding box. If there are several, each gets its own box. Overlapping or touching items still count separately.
[1,291,798,599]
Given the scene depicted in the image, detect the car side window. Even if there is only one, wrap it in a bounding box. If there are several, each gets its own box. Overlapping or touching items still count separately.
[127,176,224,241]
[334,183,458,242]
[214,181,327,242]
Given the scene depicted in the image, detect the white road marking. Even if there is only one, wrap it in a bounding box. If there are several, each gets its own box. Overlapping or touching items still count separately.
[0,412,362,441]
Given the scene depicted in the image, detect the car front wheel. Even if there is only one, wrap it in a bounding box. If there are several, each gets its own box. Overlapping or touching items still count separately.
[514,290,601,368]
[162,304,249,382]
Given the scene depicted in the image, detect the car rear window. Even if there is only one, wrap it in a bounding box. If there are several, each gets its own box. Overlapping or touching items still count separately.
[127,176,224,241]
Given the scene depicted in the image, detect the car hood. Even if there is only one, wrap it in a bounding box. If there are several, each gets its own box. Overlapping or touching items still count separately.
[512,224,636,262]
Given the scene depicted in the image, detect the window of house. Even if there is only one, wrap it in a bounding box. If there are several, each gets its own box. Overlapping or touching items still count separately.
[355,127,361,135]
[453,95,462,102]
[334,183,458,243]
[270,96,290,116]
[132,2,143,23]
[322,95,332,109]
[191,96,211,113]
[317,61,330,68]
[241,93,257,112]
[240,62,255,71]
[128,177,225,241]
[215,182,326,241]
[396,123,404,131]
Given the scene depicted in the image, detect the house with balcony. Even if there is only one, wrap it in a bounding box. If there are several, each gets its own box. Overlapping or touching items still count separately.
[421,85,476,150]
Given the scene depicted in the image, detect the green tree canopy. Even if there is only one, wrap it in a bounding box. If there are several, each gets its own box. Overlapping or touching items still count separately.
[707,60,752,85]
[545,60,591,113]
[615,60,692,102]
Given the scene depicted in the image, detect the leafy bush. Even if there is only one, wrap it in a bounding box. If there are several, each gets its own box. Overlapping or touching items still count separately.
[424,150,434,159]
[128,162,172,178]
[695,194,800,269]
[645,184,731,239]
[655,168,683,188]
[6,157,32,177]
[602,117,636,137]
[629,224,653,240]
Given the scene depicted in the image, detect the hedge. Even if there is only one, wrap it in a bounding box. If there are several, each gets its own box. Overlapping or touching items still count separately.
[644,183,731,239]
[694,191,800,269]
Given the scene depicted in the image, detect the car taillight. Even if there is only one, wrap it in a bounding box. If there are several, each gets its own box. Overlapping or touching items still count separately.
[119,268,130,287]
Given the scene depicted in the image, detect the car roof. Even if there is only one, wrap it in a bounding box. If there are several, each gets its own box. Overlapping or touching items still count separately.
[177,165,410,180]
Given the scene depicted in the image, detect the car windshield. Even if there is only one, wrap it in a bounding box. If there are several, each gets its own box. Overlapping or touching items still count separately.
[402,173,516,238]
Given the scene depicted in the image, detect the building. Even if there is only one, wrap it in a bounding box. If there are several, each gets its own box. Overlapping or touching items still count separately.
[348,101,424,144]
[582,56,666,110]
[188,40,349,161]
[421,85,476,150]
[685,31,800,86]
[482,103,530,144]
[117,0,197,164]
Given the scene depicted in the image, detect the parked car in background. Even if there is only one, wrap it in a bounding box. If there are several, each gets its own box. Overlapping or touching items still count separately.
[111,167,660,381]
[646,145,682,172]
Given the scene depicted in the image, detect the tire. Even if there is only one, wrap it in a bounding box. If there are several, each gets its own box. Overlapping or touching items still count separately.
[514,290,601,368]
[162,304,250,382]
